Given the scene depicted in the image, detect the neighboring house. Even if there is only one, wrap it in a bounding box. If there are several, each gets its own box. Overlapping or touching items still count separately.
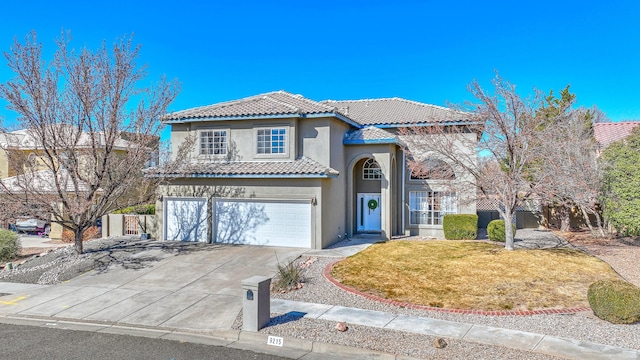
[593,121,640,154]
[0,127,137,238]
[151,91,479,249]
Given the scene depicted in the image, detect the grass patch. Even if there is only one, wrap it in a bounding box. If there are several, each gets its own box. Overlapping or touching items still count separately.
[331,240,621,311]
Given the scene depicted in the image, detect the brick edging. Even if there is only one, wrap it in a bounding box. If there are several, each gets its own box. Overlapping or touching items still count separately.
[323,260,591,316]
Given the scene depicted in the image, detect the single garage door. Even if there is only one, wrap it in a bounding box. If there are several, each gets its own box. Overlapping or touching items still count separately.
[164,197,208,242]
[214,199,311,248]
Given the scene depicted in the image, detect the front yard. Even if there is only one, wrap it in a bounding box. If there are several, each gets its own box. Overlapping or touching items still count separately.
[330,240,621,311]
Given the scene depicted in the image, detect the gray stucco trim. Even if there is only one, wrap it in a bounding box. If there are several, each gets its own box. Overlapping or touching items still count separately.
[153,173,338,179]
[344,138,401,145]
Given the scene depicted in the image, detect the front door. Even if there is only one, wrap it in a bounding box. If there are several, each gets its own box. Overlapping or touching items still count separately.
[357,193,381,232]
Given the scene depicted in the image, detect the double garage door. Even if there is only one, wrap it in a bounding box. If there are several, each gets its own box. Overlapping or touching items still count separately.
[164,197,311,248]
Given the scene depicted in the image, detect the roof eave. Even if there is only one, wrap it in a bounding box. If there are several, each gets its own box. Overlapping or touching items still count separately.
[374,121,484,128]
[163,111,362,128]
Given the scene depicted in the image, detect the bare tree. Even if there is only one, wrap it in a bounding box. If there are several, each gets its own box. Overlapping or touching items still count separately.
[534,100,606,236]
[400,75,553,250]
[0,30,185,254]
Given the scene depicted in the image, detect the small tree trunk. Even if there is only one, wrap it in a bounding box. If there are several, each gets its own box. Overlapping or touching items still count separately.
[74,229,84,254]
[579,206,597,237]
[593,210,606,238]
[504,212,515,251]
[559,206,571,232]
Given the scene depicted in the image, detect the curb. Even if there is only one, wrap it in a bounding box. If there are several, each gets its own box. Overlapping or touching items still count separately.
[0,314,421,360]
[324,260,592,316]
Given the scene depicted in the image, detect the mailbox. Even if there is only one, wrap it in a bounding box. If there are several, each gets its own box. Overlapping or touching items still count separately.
[241,276,271,331]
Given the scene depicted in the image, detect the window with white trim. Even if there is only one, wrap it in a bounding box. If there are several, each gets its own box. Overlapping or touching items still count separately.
[362,158,382,180]
[257,128,286,154]
[200,130,227,156]
[409,191,456,225]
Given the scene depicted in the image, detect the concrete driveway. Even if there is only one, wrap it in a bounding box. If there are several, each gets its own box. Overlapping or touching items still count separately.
[1,243,308,332]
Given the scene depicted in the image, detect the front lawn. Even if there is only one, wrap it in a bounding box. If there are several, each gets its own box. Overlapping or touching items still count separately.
[330,240,620,311]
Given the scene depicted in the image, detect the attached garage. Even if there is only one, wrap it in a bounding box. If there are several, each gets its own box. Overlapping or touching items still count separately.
[214,199,311,248]
[164,197,208,242]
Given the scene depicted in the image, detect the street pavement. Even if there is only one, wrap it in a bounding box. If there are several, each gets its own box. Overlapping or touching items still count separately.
[1,235,639,360]
[1,322,288,360]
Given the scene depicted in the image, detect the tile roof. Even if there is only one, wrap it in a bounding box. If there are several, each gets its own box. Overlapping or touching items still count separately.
[343,126,401,145]
[146,157,339,178]
[0,127,132,150]
[163,91,344,122]
[323,98,474,126]
[593,121,640,149]
[1,169,96,193]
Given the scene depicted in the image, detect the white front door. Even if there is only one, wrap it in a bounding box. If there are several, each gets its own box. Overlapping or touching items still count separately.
[357,193,381,232]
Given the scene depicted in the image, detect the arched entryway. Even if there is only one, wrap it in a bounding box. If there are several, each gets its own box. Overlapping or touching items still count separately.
[354,158,382,232]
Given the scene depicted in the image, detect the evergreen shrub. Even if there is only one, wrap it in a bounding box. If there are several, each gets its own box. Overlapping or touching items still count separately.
[588,279,640,324]
[443,214,478,240]
[487,219,516,242]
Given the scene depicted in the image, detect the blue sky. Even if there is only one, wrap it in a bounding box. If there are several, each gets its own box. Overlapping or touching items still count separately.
[1,0,640,130]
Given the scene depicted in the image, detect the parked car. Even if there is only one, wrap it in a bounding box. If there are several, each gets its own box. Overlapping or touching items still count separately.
[15,218,48,234]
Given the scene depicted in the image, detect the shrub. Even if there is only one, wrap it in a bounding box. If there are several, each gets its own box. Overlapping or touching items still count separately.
[0,229,20,262]
[443,214,478,240]
[113,204,155,215]
[61,226,101,243]
[588,279,640,324]
[487,220,516,242]
[271,255,305,292]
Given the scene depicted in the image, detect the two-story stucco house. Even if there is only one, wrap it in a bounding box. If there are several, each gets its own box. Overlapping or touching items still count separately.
[152,91,479,249]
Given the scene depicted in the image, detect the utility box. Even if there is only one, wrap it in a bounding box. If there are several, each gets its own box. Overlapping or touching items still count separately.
[241,276,271,332]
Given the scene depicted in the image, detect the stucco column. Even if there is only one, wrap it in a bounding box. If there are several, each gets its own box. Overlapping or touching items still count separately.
[376,151,393,240]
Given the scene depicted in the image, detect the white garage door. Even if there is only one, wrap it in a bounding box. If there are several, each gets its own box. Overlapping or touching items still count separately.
[214,200,311,248]
[164,197,208,242]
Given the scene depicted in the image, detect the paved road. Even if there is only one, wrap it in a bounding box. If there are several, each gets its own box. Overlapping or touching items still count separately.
[1,323,288,360]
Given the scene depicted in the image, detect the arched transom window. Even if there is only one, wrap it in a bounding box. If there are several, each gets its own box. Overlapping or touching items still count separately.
[411,159,455,180]
[362,158,382,180]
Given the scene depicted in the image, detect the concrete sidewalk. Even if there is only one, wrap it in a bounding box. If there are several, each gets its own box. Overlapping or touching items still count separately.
[271,299,640,360]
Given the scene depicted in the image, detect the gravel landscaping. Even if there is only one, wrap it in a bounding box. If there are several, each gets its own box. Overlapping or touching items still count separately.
[0,237,210,284]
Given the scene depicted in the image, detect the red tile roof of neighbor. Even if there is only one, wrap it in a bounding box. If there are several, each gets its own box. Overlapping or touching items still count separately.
[593,121,640,149]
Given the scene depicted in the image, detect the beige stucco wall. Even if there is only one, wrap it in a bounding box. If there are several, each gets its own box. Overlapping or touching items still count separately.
[171,118,299,162]
[401,131,478,238]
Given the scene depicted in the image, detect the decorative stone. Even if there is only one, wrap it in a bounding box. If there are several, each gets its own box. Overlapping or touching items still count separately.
[434,338,448,348]
[335,321,348,332]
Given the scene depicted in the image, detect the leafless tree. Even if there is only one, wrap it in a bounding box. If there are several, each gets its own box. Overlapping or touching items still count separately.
[400,75,553,250]
[0,30,186,254]
[534,108,606,236]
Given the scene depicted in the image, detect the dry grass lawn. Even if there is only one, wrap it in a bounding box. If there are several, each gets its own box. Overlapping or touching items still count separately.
[331,240,621,311]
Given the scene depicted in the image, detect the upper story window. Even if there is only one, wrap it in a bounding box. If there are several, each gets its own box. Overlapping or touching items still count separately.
[200,130,227,156]
[410,159,455,180]
[257,128,286,154]
[362,158,382,180]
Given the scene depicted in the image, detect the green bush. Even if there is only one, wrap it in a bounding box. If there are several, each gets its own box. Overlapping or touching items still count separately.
[588,279,640,324]
[0,229,20,262]
[113,204,155,215]
[487,220,516,242]
[443,214,478,240]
